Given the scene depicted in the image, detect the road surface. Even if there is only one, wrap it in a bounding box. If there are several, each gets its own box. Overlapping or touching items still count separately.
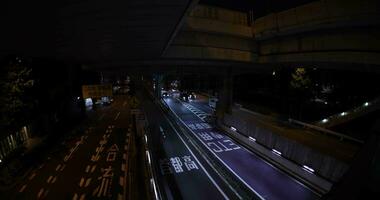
[164,96,320,200]
[139,91,234,200]
[7,96,131,200]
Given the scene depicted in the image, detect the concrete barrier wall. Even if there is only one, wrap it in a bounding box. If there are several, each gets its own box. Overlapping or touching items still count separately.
[224,109,349,182]
[254,0,380,39]
[189,5,248,26]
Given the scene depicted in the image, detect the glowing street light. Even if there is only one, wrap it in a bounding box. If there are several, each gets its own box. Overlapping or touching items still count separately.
[322,118,328,123]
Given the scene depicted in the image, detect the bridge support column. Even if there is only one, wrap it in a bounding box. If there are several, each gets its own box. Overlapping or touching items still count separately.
[216,68,233,125]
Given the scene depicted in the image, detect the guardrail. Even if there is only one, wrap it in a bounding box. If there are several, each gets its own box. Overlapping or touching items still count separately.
[134,109,163,200]
[236,104,364,144]
[315,98,380,128]
[289,118,364,144]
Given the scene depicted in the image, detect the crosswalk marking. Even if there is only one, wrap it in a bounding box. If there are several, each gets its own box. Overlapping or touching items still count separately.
[183,103,210,120]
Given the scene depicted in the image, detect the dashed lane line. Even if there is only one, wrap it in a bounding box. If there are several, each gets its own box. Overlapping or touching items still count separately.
[18,184,27,193]
[114,112,121,121]
[119,176,124,187]
[29,173,36,180]
[46,176,53,183]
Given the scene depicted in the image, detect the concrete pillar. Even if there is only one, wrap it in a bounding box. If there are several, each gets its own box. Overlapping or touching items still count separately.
[216,68,233,125]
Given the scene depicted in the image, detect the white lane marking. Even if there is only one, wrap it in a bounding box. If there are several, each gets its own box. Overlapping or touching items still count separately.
[170,100,265,200]
[29,173,36,180]
[79,194,86,200]
[118,194,123,200]
[85,165,90,173]
[124,145,128,150]
[47,176,53,183]
[19,184,27,193]
[103,178,109,197]
[51,176,57,184]
[60,164,66,171]
[121,164,125,172]
[123,153,127,160]
[162,113,230,200]
[85,178,92,187]
[79,177,85,187]
[37,188,44,199]
[119,176,124,186]
[91,165,96,173]
[97,178,106,197]
[72,193,78,200]
[55,164,61,171]
[114,112,121,121]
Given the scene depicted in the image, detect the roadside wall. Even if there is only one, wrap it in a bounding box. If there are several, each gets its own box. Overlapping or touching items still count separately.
[223,108,349,182]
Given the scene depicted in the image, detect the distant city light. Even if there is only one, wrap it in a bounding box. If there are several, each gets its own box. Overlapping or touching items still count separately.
[302,165,315,173]
[340,112,347,116]
[0,159,2,163]
[272,71,276,76]
[77,97,80,100]
[248,136,256,142]
[364,102,369,107]
[322,118,328,123]
[230,126,237,131]
[272,149,282,156]
[324,101,328,105]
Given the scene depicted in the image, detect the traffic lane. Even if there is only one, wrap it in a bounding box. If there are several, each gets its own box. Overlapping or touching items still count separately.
[11,97,128,199]
[160,119,227,200]
[188,100,214,114]
[185,121,318,200]
[166,97,320,200]
[142,95,227,200]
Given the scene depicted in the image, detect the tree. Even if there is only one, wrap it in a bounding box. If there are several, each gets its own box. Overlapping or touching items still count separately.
[0,57,35,138]
[289,67,312,119]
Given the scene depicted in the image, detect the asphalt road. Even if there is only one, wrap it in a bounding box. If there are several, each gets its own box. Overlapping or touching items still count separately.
[7,96,131,200]
[165,96,320,200]
[139,91,232,200]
